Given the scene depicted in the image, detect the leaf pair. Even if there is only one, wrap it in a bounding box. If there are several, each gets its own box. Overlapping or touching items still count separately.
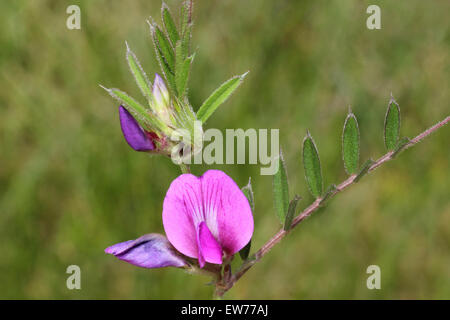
[343,96,408,183]
[272,132,329,220]
[272,136,323,229]
[302,112,359,199]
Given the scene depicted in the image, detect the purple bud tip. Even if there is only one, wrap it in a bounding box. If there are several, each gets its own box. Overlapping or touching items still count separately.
[153,73,165,88]
[119,106,155,152]
[153,74,169,104]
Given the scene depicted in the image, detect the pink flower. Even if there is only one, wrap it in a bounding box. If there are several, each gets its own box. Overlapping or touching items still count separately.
[105,170,254,269]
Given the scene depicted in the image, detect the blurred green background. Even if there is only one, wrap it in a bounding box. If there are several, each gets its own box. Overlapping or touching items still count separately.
[0,0,449,299]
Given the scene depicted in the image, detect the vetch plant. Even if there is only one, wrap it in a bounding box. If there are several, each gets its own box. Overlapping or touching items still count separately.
[102,1,450,298]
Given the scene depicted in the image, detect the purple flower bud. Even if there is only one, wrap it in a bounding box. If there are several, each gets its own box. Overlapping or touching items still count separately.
[105,233,187,268]
[119,105,155,152]
[162,170,254,268]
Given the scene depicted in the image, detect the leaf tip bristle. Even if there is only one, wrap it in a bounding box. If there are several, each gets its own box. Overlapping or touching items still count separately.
[146,19,156,32]
[305,129,312,139]
[99,84,110,92]
[389,93,399,107]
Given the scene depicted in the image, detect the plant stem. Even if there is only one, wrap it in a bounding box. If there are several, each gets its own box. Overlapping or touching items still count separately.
[179,163,191,174]
[218,115,449,296]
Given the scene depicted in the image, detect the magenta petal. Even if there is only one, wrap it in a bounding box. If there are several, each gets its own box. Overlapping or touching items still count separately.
[119,105,155,151]
[162,170,254,263]
[162,174,201,259]
[200,170,254,255]
[105,234,187,268]
[197,222,223,268]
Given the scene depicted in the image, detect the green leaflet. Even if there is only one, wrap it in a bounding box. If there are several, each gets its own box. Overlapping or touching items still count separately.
[175,40,194,98]
[342,111,360,175]
[125,43,152,102]
[197,72,248,123]
[302,132,323,198]
[158,51,177,96]
[153,24,175,72]
[354,158,375,183]
[181,1,192,33]
[180,1,193,60]
[273,151,289,223]
[384,97,401,150]
[151,26,178,96]
[181,22,192,61]
[239,177,254,260]
[162,4,179,47]
[180,0,193,58]
[284,195,301,231]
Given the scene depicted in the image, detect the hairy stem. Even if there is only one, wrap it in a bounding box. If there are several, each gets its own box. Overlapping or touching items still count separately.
[218,115,449,296]
[179,163,191,174]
